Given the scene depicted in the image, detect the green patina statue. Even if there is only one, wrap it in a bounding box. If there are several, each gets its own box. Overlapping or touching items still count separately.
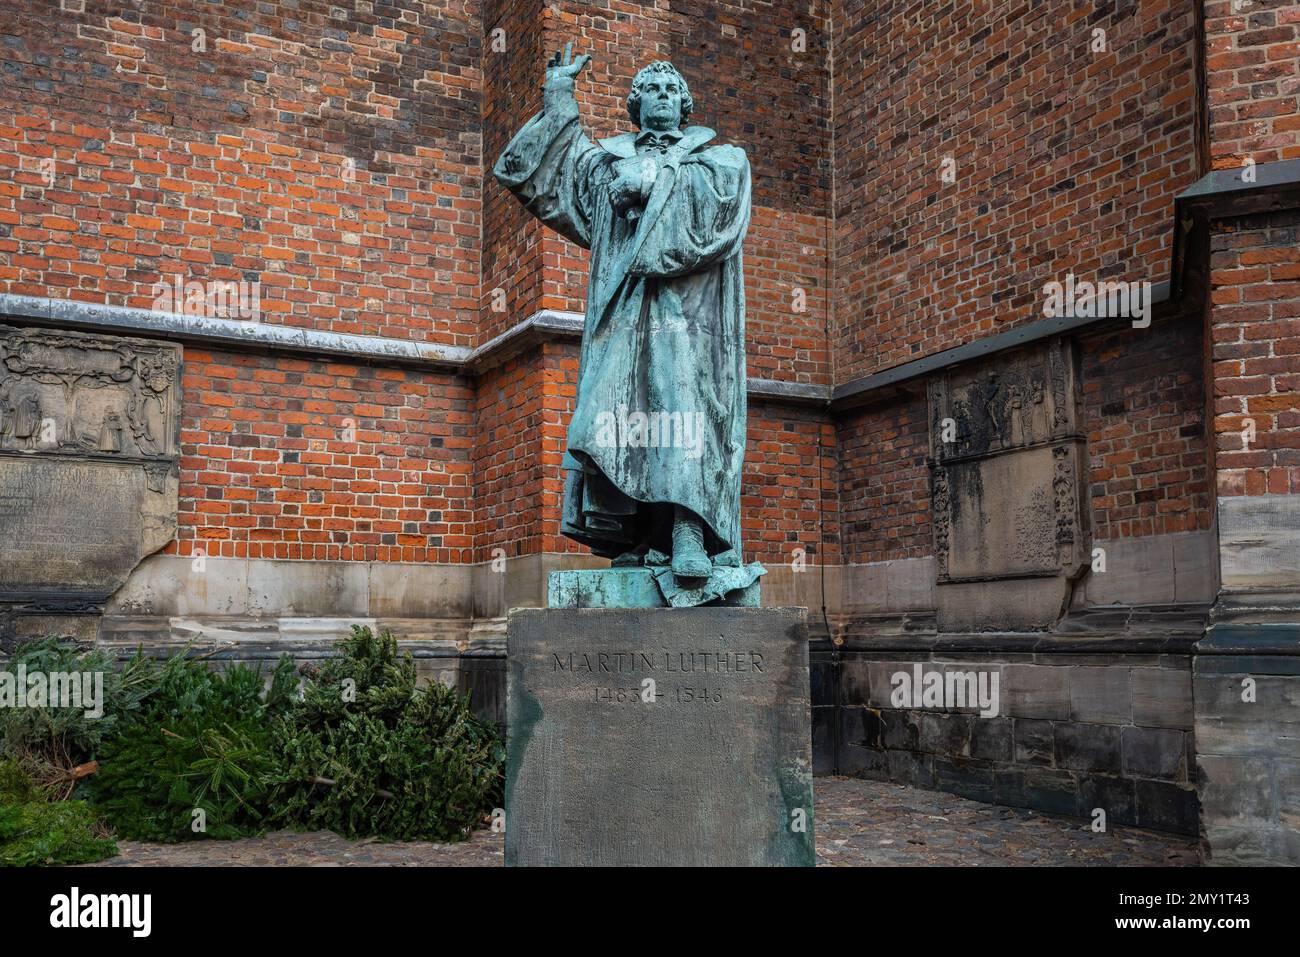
[494,47,763,605]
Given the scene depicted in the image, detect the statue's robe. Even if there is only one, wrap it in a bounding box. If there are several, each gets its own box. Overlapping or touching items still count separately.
[494,95,752,561]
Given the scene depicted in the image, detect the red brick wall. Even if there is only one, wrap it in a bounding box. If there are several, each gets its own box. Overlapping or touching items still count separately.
[538,341,581,554]
[829,0,1211,567]
[744,403,840,566]
[480,0,546,343]
[1204,1,1300,500]
[0,0,483,346]
[832,0,1201,379]
[836,313,1214,565]
[179,349,473,562]
[668,3,832,386]
[837,393,932,564]
[1210,210,1300,497]
[1204,0,1300,168]
[471,349,548,561]
[472,339,590,562]
[1082,315,1213,538]
[746,206,831,383]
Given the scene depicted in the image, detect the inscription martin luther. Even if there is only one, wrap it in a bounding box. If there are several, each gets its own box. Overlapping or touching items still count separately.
[551,649,766,674]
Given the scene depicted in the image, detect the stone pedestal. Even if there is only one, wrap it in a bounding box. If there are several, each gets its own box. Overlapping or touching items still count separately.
[505,606,814,866]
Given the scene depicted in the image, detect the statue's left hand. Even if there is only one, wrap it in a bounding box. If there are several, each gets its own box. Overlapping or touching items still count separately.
[609,156,657,215]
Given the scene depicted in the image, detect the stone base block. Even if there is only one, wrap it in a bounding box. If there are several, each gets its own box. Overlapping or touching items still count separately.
[505,606,814,866]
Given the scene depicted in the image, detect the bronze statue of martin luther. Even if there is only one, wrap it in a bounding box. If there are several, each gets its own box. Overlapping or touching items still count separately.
[494,46,762,605]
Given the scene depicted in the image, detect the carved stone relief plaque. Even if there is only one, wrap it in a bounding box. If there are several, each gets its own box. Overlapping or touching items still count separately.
[928,337,1088,631]
[0,323,181,638]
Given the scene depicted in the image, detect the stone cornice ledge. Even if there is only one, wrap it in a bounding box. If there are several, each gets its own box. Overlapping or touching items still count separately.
[831,279,1174,410]
[0,295,832,404]
[0,293,472,368]
[464,308,583,374]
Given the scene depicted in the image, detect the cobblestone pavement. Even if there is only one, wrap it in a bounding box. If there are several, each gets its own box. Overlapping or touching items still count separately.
[91,825,502,867]
[813,778,1200,866]
[87,777,1201,866]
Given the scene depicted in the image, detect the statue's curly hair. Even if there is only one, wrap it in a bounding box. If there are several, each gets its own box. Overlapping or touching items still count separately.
[626,61,693,129]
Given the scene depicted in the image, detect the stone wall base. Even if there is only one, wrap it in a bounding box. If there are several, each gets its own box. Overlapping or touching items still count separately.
[817,639,1201,836]
[1194,593,1300,865]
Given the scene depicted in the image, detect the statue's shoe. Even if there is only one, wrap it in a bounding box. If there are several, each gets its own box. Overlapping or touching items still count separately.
[670,510,712,579]
[611,550,642,567]
[671,553,712,579]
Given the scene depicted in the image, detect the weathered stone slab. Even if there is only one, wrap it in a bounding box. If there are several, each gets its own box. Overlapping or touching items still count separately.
[1132,666,1193,729]
[1012,718,1055,766]
[1002,663,1071,719]
[919,712,973,755]
[1,458,148,592]
[1121,726,1188,780]
[1172,529,1218,604]
[0,324,181,633]
[1054,722,1121,773]
[246,559,370,617]
[1080,775,1137,827]
[1071,666,1132,724]
[1083,534,1176,605]
[1218,494,1300,591]
[1020,767,1079,816]
[928,338,1088,631]
[838,558,937,615]
[1135,780,1200,834]
[969,716,1013,762]
[505,607,814,866]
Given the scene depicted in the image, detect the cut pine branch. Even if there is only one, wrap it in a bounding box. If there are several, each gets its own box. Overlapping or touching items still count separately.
[310,775,395,800]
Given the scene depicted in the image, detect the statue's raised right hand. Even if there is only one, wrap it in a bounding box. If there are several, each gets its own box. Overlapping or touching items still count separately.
[545,43,590,86]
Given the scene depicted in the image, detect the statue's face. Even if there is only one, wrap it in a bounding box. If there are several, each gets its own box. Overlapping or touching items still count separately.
[638,73,684,132]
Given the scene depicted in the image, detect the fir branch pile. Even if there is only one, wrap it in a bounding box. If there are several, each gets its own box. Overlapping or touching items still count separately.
[0,626,504,865]
[89,654,298,841]
[0,757,117,866]
[269,626,505,842]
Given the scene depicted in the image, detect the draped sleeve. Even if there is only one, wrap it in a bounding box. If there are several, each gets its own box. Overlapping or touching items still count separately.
[492,78,607,251]
[626,144,751,278]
